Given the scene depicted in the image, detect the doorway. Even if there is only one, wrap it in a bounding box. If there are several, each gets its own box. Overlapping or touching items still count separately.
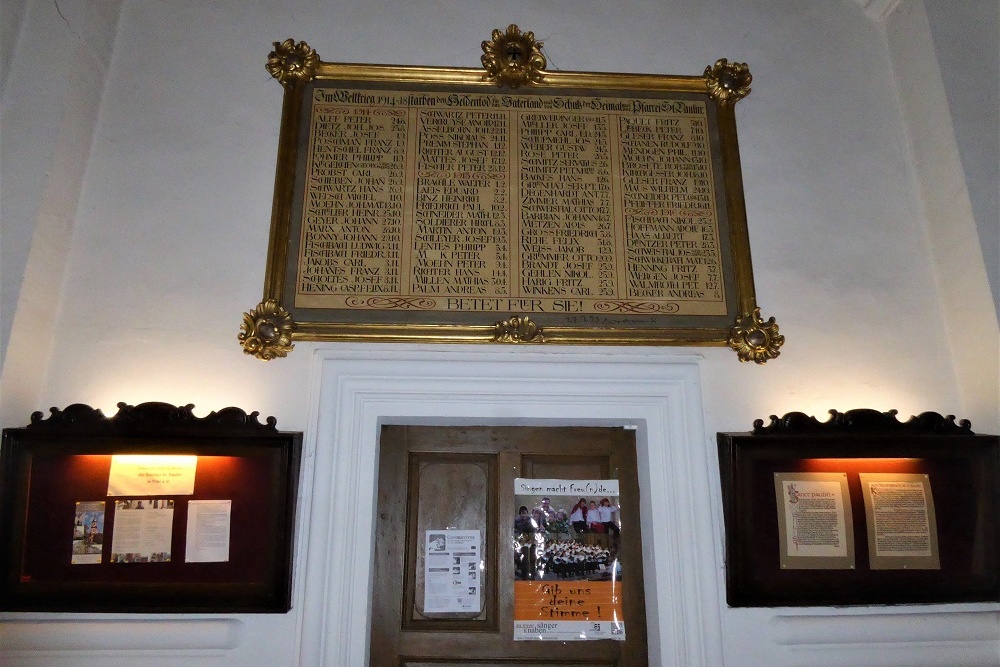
[370,425,648,666]
[297,348,720,667]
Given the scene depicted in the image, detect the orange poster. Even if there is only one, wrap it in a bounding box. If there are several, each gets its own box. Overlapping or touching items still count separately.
[512,478,625,640]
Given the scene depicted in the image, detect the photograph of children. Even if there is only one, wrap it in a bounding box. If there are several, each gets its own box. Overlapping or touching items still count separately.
[512,483,621,582]
[512,480,627,641]
[71,501,106,564]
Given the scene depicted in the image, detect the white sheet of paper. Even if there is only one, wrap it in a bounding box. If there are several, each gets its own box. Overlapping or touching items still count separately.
[423,530,481,613]
[860,473,940,570]
[107,455,198,496]
[110,501,174,562]
[185,499,232,563]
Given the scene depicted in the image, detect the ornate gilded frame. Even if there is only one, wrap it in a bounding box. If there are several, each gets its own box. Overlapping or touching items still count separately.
[242,27,781,362]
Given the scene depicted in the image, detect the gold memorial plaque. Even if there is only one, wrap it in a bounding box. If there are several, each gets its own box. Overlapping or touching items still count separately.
[242,27,781,361]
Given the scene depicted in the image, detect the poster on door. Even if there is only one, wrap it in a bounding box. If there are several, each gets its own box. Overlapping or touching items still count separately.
[512,478,625,641]
[423,529,481,613]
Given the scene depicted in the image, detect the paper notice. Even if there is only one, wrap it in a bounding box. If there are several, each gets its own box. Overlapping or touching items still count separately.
[110,498,175,563]
[423,530,481,613]
[861,473,940,570]
[108,455,197,496]
[71,501,106,564]
[185,500,232,563]
[774,472,855,570]
[512,478,625,641]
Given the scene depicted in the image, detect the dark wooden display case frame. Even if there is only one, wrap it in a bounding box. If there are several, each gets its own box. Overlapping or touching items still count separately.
[718,409,1000,607]
[0,402,302,613]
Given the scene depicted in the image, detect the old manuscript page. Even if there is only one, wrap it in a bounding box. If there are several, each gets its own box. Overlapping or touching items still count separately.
[860,472,940,570]
[774,472,855,570]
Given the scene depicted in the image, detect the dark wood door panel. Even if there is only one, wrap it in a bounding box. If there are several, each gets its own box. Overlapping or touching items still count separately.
[403,661,615,667]
[407,455,494,626]
[372,426,647,667]
[521,454,610,481]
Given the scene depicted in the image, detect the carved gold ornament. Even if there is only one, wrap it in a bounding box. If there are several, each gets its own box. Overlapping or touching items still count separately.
[481,25,546,88]
[728,307,783,364]
[493,316,545,343]
[266,39,319,86]
[239,299,296,360]
[704,59,752,104]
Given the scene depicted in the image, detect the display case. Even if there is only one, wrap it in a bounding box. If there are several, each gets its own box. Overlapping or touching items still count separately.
[718,409,1000,607]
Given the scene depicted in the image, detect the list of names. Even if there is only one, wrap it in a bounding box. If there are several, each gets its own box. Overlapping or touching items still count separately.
[294,88,727,317]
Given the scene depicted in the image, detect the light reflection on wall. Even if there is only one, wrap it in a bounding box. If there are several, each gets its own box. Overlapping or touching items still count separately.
[69,455,241,480]
[800,458,925,474]
[80,341,298,423]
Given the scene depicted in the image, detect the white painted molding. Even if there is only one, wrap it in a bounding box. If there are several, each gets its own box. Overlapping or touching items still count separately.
[771,611,1000,644]
[296,345,723,667]
[0,618,244,652]
[771,611,1000,667]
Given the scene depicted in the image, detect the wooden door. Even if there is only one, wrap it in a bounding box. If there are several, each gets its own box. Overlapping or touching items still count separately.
[370,426,647,667]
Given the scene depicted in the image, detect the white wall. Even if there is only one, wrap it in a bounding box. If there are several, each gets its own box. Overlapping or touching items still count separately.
[6,0,994,428]
[0,0,28,92]
[1,0,998,665]
[0,0,122,421]
[924,0,1000,322]
[883,0,999,451]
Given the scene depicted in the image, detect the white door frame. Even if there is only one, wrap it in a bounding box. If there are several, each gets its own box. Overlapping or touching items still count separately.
[294,345,723,667]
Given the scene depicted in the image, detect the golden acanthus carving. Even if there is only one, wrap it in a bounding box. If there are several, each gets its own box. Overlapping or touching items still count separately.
[481,25,546,88]
[728,307,783,363]
[239,299,296,360]
[493,316,545,343]
[266,39,319,87]
[704,59,752,104]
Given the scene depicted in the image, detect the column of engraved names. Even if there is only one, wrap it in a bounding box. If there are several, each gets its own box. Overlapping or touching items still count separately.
[299,101,406,300]
[518,113,614,300]
[618,104,724,313]
[410,109,508,300]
